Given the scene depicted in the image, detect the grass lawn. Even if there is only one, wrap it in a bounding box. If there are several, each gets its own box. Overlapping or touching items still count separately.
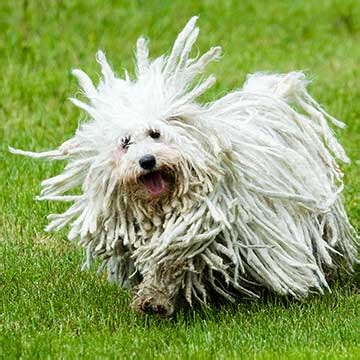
[1,0,359,359]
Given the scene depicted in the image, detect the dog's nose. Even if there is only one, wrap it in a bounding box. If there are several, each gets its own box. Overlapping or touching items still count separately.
[139,154,156,170]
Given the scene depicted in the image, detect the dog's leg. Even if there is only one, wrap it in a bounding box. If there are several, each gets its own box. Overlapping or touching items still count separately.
[131,263,186,316]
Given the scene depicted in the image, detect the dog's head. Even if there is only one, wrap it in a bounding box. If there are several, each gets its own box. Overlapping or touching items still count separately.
[66,16,223,212]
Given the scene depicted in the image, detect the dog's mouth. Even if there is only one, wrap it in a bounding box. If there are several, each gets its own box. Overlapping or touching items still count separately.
[140,170,174,196]
[141,171,165,195]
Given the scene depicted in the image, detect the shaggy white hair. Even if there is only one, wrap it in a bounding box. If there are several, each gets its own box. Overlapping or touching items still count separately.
[11,17,358,316]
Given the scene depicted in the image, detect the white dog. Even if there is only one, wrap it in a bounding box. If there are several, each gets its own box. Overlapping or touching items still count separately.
[11,17,358,316]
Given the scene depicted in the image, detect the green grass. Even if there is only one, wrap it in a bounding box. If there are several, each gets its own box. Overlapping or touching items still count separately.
[1,0,359,359]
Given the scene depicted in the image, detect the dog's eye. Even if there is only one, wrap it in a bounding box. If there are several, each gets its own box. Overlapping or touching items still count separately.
[149,130,161,139]
[121,136,132,148]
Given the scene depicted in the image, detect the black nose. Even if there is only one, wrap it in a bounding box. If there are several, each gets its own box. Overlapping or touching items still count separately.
[139,154,156,170]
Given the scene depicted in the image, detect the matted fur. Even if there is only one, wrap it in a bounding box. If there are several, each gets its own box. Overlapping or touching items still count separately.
[10,17,358,314]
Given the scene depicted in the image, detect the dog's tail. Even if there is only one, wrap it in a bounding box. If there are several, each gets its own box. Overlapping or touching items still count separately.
[242,72,310,104]
[241,71,349,163]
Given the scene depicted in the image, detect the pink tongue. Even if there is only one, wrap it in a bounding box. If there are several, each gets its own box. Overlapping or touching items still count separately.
[143,172,165,195]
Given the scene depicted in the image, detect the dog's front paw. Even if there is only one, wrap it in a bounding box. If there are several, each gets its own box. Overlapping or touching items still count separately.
[131,286,175,317]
